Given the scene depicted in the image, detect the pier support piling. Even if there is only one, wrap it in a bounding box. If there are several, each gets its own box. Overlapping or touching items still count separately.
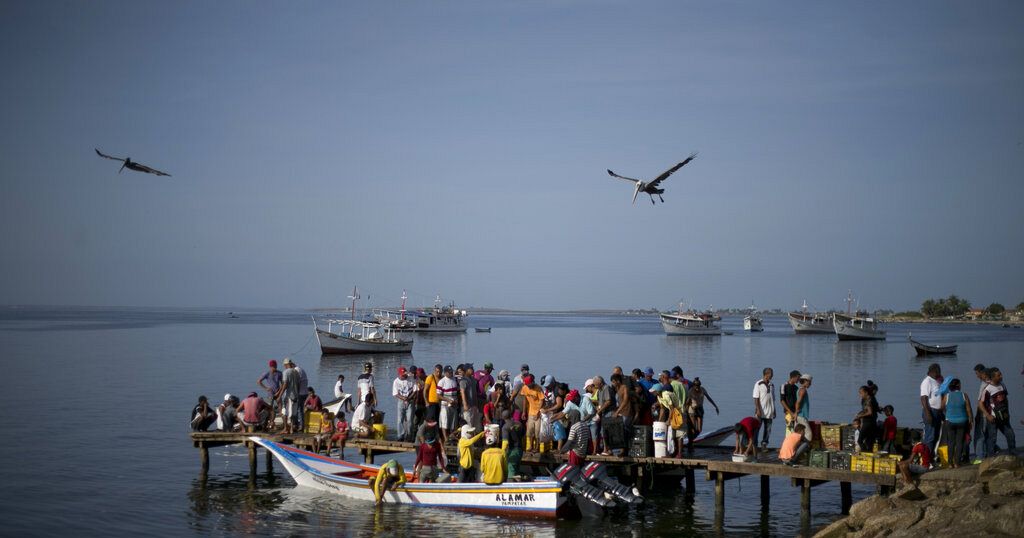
[841,481,852,515]
[248,441,257,478]
[714,472,725,509]
[199,443,210,473]
[265,448,273,473]
[685,468,695,496]
[760,474,770,509]
[800,478,811,514]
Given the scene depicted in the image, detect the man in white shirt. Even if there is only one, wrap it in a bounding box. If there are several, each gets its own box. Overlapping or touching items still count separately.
[437,365,459,442]
[392,366,416,442]
[357,362,377,407]
[352,393,374,438]
[919,363,943,449]
[752,368,776,449]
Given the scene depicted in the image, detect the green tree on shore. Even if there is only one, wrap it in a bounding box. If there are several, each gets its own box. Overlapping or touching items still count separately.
[1016,302,1024,314]
[920,295,972,318]
[987,303,1005,315]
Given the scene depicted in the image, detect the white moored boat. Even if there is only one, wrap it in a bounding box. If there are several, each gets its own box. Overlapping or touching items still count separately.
[314,318,413,355]
[743,303,763,332]
[252,438,567,518]
[660,302,721,336]
[832,291,886,341]
[375,294,468,333]
[788,300,833,334]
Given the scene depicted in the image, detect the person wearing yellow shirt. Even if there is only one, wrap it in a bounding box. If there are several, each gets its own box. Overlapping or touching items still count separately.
[372,459,407,504]
[480,434,508,485]
[457,424,485,482]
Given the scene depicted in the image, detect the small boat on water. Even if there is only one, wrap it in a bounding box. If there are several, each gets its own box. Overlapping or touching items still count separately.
[314,318,413,355]
[475,327,492,333]
[909,335,957,356]
[788,300,833,334]
[743,302,763,332]
[252,438,642,518]
[660,302,721,336]
[833,291,886,341]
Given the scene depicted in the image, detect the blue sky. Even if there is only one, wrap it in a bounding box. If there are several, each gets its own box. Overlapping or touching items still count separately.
[1,2,1022,311]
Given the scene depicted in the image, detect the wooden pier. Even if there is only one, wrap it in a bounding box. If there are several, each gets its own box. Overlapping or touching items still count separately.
[190,431,897,518]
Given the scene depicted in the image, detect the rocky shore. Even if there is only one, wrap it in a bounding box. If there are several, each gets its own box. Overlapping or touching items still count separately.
[814,454,1024,537]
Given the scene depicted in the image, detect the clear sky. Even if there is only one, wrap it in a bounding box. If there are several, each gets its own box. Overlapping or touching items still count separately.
[1,2,1022,311]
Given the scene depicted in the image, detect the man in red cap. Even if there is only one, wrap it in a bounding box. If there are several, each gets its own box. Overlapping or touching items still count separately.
[257,359,282,430]
[392,366,416,441]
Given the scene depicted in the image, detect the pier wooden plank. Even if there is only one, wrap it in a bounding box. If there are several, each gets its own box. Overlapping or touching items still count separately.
[705,460,895,487]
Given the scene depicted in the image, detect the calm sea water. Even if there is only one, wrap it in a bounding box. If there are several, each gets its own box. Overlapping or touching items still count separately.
[1,307,1022,536]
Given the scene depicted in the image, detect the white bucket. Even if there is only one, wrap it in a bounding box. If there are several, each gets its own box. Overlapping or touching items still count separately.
[653,421,668,441]
[654,440,668,458]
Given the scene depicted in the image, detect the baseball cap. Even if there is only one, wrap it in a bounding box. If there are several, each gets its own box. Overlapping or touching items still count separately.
[268,359,277,368]
[644,367,655,376]
[484,362,493,369]
[583,378,594,390]
[398,367,407,377]
[283,357,293,365]
[444,365,453,373]
[223,393,233,401]
[363,362,372,370]
[520,363,530,371]
[799,374,813,381]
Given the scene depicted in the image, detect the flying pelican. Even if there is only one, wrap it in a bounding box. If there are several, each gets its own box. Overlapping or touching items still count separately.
[607,153,697,205]
[95,149,171,177]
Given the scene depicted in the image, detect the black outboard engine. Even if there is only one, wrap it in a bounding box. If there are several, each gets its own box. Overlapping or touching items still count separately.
[579,462,644,505]
[552,463,616,515]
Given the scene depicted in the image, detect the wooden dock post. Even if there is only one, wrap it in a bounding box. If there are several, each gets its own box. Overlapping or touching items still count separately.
[800,478,811,514]
[265,448,273,473]
[684,468,695,496]
[247,441,258,478]
[714,472,725,509]
[363,447,374,465]
[840,481,852,515]
[760,474,770,509]
[199,442,210,473]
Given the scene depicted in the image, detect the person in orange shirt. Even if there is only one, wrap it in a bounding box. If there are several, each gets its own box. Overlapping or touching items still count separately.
[424,364,442,421]
[512,374,545,452]
[779,423,809,466]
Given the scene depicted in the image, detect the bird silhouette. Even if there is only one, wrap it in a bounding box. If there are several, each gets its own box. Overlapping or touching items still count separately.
[95,149,171,177]
[608,153,696,205]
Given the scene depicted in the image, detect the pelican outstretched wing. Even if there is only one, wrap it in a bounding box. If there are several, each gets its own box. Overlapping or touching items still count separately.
[648,152,697,188]
[95,148,126,162]
[607,169,641,184]
[131,162,171,177]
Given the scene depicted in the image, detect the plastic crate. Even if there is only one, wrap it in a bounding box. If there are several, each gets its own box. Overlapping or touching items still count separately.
[821,424,844,450]
[809,450,831,468]
[841,426,857,451]
[830,451,852,471]
[851,452,875,473]
[874,454,901,475]
[632,425,652,444]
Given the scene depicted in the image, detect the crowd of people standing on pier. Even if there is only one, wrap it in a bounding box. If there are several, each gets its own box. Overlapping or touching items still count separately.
[190,355,1019,485]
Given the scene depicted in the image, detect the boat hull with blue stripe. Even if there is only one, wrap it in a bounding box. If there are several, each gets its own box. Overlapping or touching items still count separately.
[252,437,567,518]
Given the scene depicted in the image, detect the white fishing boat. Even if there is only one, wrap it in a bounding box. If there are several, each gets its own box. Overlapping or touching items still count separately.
[833,291,886,341]
[743,303,763,332]
[660,302,721,336]
[375,294,467,332]
[314,318,413,354]
[253,438,568,518]
[788,300,833,334]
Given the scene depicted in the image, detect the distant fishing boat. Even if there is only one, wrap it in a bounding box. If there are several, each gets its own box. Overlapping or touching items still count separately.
[743,302,763,332]
[833,291,886,341]
[474,327,492,333]
[788,300,833,334]
[375,293,468,332]
[661,302,721,336]
[909,334,957,356]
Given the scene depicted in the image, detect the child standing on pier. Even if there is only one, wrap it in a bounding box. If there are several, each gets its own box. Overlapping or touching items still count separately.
[329,412,349,458]
[881,405,897,453]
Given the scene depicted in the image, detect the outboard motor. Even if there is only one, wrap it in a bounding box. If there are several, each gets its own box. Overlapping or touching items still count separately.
[552,463,616,515]
[579,462,644,505]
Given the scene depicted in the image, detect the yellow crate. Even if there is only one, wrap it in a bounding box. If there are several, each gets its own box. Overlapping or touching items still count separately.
[373,423,387,440]
[304,410,335,434]
[851,453,875,473]
[874,455,901,475]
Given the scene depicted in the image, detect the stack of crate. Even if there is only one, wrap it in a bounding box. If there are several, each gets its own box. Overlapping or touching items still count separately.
[821,424,844,451]
[830,451,852,471]
[873,454,902,475]
[809,449,831,468]
[851,452,876,473]
[841,425,858,451]
[628,425,653,457]
[809,421,824,449]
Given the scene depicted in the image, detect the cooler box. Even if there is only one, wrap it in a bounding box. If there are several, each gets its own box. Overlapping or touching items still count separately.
[809,450,831,468]
[603,417,627,450]
[303,410,334,434]
[830,451,852,471]
[851,452,875,473]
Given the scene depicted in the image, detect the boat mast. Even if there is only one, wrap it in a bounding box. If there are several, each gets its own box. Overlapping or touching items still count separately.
[348,286,361,320]
[802,299,808,314]
[400,290,407,320]
[845,290,854,316]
